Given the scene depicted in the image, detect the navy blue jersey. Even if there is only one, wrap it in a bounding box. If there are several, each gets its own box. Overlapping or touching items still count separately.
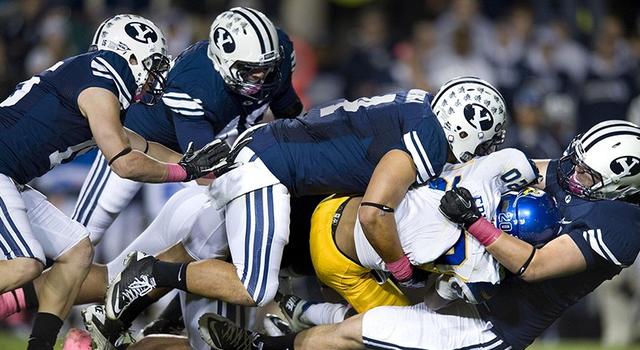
[247,89,448,197]
[0,50,136,184]
[481,160,640,350]
[124,28,298,153]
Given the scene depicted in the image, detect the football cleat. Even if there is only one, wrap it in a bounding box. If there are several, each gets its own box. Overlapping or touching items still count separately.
[198,312,259,350]
[82,304,135,350]
[263,313,292,336]
[62,328,91,350]
[278,294,314,332]
[141,317,185,336]
[105,251,157,320]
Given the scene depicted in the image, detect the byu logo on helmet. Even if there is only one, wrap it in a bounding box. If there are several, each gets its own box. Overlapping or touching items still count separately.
[214,28,236,53]
[464,103,493,131]
[124,22,158,44]
[610,156,640,177]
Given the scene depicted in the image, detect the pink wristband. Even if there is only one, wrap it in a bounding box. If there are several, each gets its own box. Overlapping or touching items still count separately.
[467,217,502,246]
[165,163,187,182]
[386,254,413,281]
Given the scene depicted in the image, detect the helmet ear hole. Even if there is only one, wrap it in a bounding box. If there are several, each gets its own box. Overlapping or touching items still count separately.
[129,54,138,65]
[459,131,468,139]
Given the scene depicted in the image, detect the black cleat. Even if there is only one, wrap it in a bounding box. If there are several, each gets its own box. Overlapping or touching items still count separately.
[82,304,135,350]
[105,251,157,320]
[198,313,259,350]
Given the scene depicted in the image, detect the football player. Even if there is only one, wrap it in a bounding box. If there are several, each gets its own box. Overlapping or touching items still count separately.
[73,7,302,245]
[0,14,224,350]
[198,120,640,350]
[105,77,508,322]
[276,148,554,330]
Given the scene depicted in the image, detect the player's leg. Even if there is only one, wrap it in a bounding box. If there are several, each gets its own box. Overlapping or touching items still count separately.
[0,175,45,319]
[279,196,408,330]
[219,184,291,306]
[21,185,94,349]
[197,312,364,350]
[181,291,254,350]
[201,301,508,350]
[72,151,143,244]
[15,186,210,313]
[106,184,292,319]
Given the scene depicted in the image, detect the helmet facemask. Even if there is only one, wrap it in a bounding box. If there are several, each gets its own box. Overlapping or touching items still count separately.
[134,52,170,105]
[557,138,608,200]
[225,55,282,101]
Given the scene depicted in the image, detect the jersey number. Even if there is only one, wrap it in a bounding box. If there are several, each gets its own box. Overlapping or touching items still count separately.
[501,168,529,191]
[319,94,396,117]
[0,61,63,107]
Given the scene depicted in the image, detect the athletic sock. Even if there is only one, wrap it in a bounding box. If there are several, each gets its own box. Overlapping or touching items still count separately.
[0,282,39,319]
[27,312,63,350]
[256,333,297,350]
[152,261,189,290]
[119,294,157,327]
[301,302,351,325]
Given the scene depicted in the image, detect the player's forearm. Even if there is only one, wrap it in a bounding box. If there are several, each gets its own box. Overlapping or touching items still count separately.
[109,151,175,183]
[145,141,181,163]
[484,232,536,276]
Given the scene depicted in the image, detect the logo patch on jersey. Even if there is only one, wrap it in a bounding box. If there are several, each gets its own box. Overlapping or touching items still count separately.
[609,156,640,177]
[125,22,158,44]
[214,28,236,53]
[463,103,493,131]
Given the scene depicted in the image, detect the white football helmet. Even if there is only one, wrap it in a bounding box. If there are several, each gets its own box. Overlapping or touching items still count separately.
[558,120,640,200]
[90,14,170,103]
[208,7,281,100]
[431,77,507,163]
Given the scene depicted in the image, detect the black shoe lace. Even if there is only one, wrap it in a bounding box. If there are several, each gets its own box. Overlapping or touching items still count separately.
[219,322,258,349]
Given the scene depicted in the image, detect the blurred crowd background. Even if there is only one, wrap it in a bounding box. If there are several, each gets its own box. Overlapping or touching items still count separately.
[0,0,639,347]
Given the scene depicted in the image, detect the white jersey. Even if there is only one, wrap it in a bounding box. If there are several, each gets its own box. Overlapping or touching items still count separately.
[354,148,538,284]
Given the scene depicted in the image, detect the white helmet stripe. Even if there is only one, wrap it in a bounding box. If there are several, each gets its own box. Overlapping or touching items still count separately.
[231,8,267,54]
[244,7,276,52]
[580,120,638,145]
[581,126,640,152]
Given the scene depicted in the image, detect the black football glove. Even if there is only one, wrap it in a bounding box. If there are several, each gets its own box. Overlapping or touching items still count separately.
[438,187,482,229]
[210,136,253,177]
[178,139,230,181]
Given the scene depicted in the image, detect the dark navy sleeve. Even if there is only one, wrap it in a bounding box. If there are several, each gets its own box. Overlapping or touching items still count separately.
[82,51,137,110]
[568,203,640,268]
[161,87,216,151]
[400,104,448,184]
[269,29,301,117]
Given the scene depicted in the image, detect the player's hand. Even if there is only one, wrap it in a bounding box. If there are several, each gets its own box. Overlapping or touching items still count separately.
[395,267,430,289]
[211,136,253,177]
[179,139,230,181]
[438,187,482,229]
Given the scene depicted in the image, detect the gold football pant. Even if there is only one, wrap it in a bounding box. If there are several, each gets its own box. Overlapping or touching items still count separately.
[309,196,410,313]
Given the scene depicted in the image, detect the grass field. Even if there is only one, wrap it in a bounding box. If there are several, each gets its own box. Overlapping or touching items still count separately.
[1,332,640,350]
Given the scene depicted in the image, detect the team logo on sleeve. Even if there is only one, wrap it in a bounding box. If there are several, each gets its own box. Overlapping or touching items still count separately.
[125,22,158,44]
[463,103,493,131]
[610,156,640,177]
[214,28,236,53]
